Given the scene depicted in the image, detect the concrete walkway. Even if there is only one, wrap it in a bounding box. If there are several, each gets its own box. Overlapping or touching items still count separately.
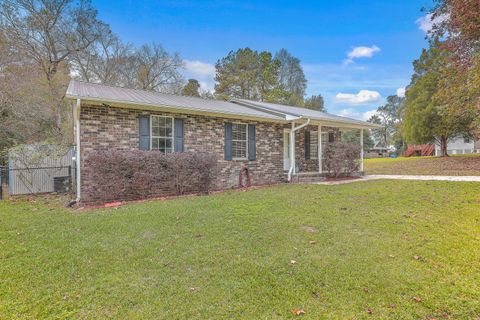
[316,174,480,185]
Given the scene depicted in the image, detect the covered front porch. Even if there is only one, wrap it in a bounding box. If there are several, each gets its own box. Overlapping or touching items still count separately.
[283,120,369,182]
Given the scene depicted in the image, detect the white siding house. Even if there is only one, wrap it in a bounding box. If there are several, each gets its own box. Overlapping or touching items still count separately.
[435,136,478,156]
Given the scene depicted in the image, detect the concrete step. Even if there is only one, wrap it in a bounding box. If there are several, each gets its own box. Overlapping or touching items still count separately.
[289,172,326,183]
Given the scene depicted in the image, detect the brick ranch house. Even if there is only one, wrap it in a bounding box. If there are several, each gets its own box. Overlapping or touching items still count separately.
[66,80,380,203]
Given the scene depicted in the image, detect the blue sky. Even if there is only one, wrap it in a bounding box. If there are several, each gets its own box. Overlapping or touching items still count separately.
[93,0,434,120]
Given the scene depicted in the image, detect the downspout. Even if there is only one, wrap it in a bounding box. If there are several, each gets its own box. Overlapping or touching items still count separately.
[288,118,311,182]
[74,98,81,204]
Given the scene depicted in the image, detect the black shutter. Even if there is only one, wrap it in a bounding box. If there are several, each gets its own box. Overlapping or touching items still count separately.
[328,131,335,143]
[139,116,150,150]
[248,124,256,161]
[174,118,184,152]
[305,130,310,160]
[224,122,232,160]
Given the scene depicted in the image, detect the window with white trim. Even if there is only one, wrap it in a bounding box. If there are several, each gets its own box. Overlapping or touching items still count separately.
[151,115,174,153]
[232,123,248,159]
[310,131,318,159]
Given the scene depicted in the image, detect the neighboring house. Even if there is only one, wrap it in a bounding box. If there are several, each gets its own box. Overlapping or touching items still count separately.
[66,80,379,203]
[435,136,480,156]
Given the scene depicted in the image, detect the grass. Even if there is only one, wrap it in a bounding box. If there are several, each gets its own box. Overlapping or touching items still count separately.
[1,181,480,319]
[364,154,480,176]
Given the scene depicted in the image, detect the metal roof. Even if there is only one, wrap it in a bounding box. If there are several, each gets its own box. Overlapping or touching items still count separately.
[66,80,380,128]
[231,99,380,128]
[66,80,285,121]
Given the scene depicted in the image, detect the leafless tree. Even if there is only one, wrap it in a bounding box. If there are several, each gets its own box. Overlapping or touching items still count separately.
[69,26,133,85]
[0,0,107,134]
[71,40,185,94]
[131,43,184,93]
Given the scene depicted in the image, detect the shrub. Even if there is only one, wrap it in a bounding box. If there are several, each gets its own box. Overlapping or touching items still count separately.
[323,142,361,177]
[83,150,217,203]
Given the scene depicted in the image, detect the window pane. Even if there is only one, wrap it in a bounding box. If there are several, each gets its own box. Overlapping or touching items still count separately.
[165,123,172,137]
[151,116,159,127]
[159,117,166,127]
[232,124,247,140]
[232,141,247,158]
[152,138,159,150]
[152,125,159,137]
[310,131,318,159]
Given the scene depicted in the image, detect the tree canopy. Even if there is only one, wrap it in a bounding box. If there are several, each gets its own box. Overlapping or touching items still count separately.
[182,79,201,97]
[304,95,325,112]
[275,49,307,106]
[402,42,476,156]
[368,95,405,149]
[214,48,285,102]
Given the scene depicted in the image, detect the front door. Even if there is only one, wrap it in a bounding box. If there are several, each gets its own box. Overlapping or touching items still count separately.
[283,129,290,170]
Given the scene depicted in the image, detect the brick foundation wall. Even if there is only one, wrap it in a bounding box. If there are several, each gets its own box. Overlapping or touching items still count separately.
[79,104,286,200]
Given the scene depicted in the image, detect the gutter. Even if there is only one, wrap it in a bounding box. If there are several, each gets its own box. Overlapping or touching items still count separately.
[73,98,81,204]
[288,118,311,182]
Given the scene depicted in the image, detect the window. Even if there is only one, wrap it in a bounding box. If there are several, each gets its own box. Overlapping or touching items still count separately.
[464,137,471,143]
[151,115,174,153]
[328,131,335,143]
[232,123,248,159]
[310,131,318,159]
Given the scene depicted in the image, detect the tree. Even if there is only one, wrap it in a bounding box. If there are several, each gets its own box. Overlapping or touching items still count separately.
[304,95,325,112]
[275,49,307,105]
[368,95,405,147]
[363,129,375,150]
[427,0,480,138]
[402,42,475,156]
[70,29,132,85]
[0,52,59,164]
[0,0,106,134]
[430,0,480,66]
[182,79,201,97]
[367,115,384,146]
[214,48,285,102]
[70,39,185,94]
[128,43,184,93]
[341,129,374,151]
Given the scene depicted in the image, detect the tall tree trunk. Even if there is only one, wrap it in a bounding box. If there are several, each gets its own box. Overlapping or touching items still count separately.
[440,135,449,157]
[46,64,64,135]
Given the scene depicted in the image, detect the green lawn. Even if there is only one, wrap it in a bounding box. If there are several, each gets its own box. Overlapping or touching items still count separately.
[1,181,480,319]
[364,154,480,176]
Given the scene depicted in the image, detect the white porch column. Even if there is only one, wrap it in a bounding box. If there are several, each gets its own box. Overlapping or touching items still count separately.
[360,128,364,172]
[290,122,296,174]
[318,125,322,173]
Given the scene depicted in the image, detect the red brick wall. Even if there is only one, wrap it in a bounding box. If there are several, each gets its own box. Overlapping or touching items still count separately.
[79,104,286,198]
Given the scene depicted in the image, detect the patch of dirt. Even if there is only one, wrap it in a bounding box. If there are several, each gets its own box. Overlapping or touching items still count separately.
[301,226,319,233]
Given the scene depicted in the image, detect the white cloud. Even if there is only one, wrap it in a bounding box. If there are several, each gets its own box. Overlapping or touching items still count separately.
[416,13,448,34]
[198,80,215,92]
[182,60,216,93]
[396,87,406,98]
[335,90,381,105]
[183,60,215,77]
[338,108,377,121]
[344,45,380,65]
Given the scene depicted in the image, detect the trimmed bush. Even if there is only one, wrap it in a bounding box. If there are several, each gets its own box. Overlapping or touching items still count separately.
[323,142,361,177]
[83,150,217,203]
